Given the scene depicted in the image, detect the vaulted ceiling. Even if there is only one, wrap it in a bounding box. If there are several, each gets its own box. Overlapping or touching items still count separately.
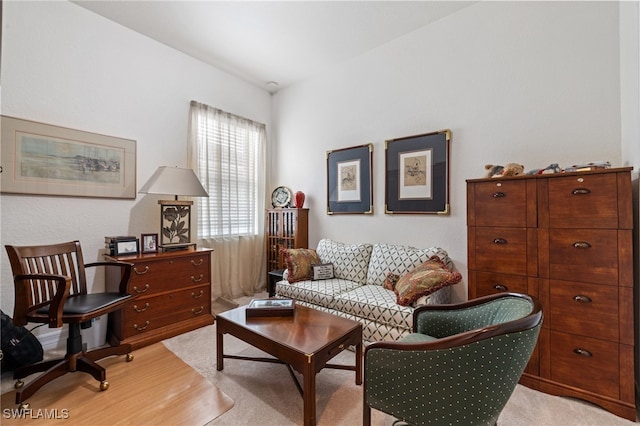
[73,1,475,92]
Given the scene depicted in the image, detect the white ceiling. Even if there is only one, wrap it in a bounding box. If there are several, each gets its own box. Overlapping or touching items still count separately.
[73,1,475,92]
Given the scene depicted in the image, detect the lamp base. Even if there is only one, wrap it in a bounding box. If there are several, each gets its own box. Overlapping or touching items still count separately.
[160,243,197,252]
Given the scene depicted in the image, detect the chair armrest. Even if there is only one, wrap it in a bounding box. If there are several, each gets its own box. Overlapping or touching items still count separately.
[85,261,134,295]
[366,306,541,355]
[412,292,539,336]
[13,273,71,328]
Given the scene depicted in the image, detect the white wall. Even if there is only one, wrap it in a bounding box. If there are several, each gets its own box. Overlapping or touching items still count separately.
[0,1,271,344]
[273,1,629,302]
[621,1,640,173]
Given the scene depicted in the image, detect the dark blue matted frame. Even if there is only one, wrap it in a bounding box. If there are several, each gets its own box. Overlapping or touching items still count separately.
[385,129,450,215]
[326,143,373,214]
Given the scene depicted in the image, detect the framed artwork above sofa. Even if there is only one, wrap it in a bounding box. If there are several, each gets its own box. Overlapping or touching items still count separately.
[385,129,450,215]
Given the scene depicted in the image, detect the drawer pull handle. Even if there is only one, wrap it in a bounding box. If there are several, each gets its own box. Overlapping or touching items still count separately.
[492,192,506,198]
[192,306,204,315]
[191,290,204,299]
[191,274,204,283]
[573,348,592,357]
[133,284,150,294]
[134,321,150,331]
[133,303,150,312]
[573,241,591,249]
[494,284,508,291]
[493,238,507,245]
[191,258,204,266]
[573,295,592,303]
[133,266,149,275]
[572,188,591,195]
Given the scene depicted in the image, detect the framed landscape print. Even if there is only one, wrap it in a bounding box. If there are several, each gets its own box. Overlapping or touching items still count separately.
[326,143,373,214]
[1,115,136,199]
[385,129,450,214]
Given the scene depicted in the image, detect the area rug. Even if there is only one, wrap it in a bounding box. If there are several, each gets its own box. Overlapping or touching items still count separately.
[163,324,638,426]
[0,343,234,425]
[211,297,240,315]
[163,324,367,425]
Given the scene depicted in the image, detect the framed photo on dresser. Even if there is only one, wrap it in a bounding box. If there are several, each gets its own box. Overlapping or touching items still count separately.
[141,233,158,254]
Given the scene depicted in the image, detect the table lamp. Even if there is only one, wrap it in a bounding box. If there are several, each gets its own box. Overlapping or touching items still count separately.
[139,166,209,251]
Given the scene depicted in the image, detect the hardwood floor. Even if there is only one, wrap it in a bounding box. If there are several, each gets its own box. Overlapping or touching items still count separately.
[0,343,233,425]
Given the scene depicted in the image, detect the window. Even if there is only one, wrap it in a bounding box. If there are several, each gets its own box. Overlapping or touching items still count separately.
[188,101,266,238]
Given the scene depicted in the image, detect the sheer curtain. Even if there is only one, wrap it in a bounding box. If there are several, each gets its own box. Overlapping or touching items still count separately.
[187,101,267,300]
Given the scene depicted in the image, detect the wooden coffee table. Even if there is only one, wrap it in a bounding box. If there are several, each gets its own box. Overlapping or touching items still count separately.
[216,303,363,426]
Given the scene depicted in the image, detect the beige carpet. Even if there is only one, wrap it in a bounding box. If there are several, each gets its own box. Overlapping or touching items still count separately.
[1,343,234,425]
[162,294,640,425]
[211,297,239,315]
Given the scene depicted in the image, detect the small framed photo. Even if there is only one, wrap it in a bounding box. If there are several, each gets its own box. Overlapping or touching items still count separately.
[141,233,158,254]
[326,143,373,214]
[114,239,139,256]
[385,129,451,215]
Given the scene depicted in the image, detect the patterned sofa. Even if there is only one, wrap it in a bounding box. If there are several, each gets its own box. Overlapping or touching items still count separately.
[275,239,461,345]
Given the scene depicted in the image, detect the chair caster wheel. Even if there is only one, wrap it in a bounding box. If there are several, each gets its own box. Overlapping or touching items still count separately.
[18,402,30,410]
[100,381,109,391]
[126,353,134,362]
[14,380,24,389]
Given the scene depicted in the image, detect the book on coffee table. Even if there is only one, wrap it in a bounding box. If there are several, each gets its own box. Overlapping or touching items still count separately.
[245,298,295,318]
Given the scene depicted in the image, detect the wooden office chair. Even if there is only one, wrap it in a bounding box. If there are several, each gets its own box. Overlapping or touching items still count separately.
[5,240,136,409]
[363,292,543,426]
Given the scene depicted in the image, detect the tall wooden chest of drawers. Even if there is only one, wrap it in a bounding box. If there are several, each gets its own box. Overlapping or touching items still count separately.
[467,167,635,421]
[105,247,214,350]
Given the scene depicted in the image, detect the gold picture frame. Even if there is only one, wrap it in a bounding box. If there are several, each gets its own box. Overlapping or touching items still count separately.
[1,115,136,199]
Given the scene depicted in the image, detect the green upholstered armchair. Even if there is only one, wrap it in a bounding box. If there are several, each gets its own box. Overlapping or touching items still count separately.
[363,292,542,426]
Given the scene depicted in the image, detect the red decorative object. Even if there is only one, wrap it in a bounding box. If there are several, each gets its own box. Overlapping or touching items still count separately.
[294,191,306,208]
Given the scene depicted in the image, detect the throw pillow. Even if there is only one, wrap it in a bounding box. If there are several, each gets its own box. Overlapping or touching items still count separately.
[383,272,400,291]
[394,255,462,306]
[311,263,334,280]
[281,248,320,283]
[365,243,451,286]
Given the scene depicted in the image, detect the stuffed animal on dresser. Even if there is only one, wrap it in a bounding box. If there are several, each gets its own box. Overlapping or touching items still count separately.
[484,163,525,178]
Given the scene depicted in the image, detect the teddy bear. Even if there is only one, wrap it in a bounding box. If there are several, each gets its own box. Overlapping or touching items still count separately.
[484,163,525,178]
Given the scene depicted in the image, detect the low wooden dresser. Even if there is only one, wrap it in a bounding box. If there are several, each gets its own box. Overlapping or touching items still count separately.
[105,247,214,349]
[467,167,636,421]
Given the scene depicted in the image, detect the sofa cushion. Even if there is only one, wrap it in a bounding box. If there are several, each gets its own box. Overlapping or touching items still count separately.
[287,299,413,344]
[281,248,321,283]
[275,278,362,308]
[333,285,415,331]
[316,239,372,285]
[394,256,462,306]
[366,244,451,286]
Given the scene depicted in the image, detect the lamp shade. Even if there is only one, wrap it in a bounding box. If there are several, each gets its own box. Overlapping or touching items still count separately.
[139,166,209,197]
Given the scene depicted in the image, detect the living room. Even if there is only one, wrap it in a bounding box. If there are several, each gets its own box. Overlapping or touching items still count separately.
[1,1,639,425]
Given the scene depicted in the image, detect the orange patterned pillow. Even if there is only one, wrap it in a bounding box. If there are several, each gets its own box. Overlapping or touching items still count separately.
[280,248,320,283]
[394,256,462,306]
